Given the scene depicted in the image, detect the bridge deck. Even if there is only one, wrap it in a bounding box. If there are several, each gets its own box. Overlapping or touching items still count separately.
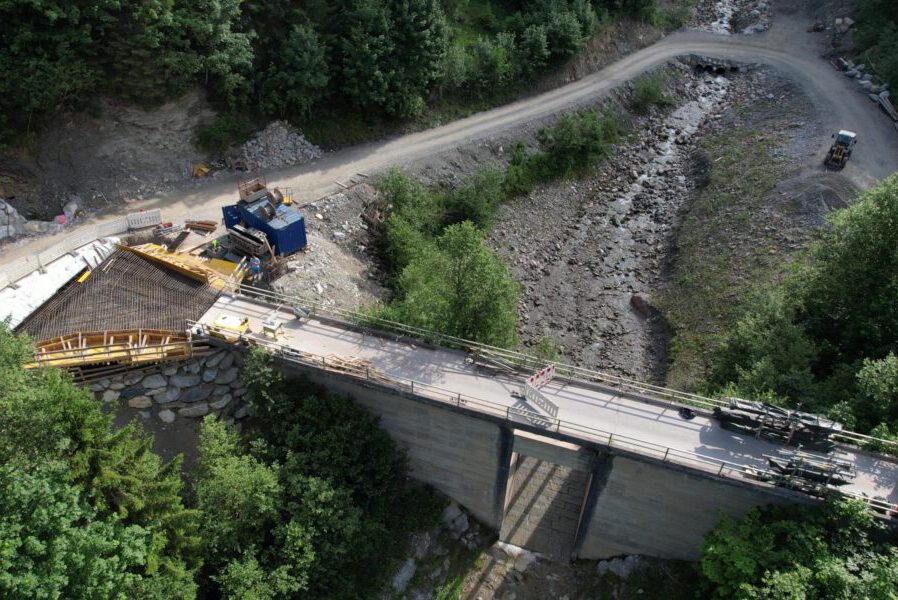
[200,295,898,505]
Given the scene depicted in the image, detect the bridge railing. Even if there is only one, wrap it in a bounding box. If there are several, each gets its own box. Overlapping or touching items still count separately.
[187,320,898,518]
[232,284,898,453]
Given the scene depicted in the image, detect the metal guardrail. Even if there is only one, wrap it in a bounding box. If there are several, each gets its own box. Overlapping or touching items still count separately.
[233,284,898,452]
[189,319,898,517]
[0,210,162,289]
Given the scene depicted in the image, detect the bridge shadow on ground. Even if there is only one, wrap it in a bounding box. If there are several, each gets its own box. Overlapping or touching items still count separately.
[463,452,590,599]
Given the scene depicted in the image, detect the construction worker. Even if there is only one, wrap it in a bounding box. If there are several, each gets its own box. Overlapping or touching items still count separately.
[249,256,262,282]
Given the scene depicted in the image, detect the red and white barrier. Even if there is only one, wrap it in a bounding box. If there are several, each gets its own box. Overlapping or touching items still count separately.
[527,364,556,389]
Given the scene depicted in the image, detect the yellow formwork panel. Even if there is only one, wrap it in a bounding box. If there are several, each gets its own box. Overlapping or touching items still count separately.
[26,329,192,369]
[119,243,244,290]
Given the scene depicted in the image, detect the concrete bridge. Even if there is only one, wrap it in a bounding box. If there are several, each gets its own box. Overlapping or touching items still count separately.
[189,289,898,561]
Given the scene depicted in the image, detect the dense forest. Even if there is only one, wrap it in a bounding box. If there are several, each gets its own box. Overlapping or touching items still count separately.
[707,175,898,441]
[0,329,441,598]
[0,0,664,146]
[855,0,898,92]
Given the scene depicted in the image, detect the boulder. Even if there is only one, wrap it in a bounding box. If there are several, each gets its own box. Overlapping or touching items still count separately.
[179,403,210,418]
[211,394,232,410]
[158,409,176,423]
[185,361,202,374]
[156,387,181,404]
[213,385,231,396]
[101,389,120,403]
[232,387,248,398]
[391,559,416,593]
[205,351,226,368]
[0,199,27,240]
[128,396,153,409]
[163,365,179,376]
[142,374,168,389]
[215,367,239,385]
[119,386,146,400]
[181,385,213,403]
[219,353,236,370]
[596,555,641,578]
[234,406,249,419]
[171,374,201,388]
[442,503,463,527]
[109,382,126,391]
[202,369,218,383]
[123,372,144,386]
[90,381,108,392]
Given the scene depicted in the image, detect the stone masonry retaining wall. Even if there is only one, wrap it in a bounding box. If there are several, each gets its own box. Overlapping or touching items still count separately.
[90,349,247,425]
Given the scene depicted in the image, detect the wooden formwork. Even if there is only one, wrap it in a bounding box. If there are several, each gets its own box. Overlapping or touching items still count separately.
[28,329,193,370]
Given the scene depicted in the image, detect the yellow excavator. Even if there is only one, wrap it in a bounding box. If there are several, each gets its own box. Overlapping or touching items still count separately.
[824,130,857,170]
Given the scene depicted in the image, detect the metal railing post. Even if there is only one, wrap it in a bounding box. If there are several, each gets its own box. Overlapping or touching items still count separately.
[663,448,670,462]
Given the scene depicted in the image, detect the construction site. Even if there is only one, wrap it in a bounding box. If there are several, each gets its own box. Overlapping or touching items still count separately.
[3,177,306,380]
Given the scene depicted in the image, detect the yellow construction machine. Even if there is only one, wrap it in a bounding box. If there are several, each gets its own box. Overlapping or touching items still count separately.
[824,130,857,170]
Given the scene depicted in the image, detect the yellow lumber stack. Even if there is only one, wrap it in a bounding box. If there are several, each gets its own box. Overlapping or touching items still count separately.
[119,243,244,291]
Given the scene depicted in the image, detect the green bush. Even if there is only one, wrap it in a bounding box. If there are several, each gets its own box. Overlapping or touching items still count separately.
[630,72,674,115]
[195,112,255,154]
[855,1,898,91]
[700,499,898,599]
[196,355,428,599]
[444,167,505,227]
[0,325,201,596]
[708,174,898,434]
[537,108,622,176]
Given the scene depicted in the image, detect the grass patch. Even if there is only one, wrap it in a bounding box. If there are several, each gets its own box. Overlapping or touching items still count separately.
[657,115,795,391]
[630,72,675,115]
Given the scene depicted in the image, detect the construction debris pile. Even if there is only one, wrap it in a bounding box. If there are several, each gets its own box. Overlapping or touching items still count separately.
[713,397,843,453]
[238,121,322,171]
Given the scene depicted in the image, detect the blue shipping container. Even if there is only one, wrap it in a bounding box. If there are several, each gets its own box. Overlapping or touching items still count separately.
[222,194,307,256]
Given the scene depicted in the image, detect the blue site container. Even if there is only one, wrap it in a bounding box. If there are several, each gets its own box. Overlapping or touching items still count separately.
[222,194,307,256]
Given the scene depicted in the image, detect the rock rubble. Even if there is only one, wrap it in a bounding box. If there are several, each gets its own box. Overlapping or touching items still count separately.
[239,120,323,171]
[489,63,739,381]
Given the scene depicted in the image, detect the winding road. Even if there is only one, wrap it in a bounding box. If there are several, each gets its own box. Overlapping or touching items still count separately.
[3,6,896,266]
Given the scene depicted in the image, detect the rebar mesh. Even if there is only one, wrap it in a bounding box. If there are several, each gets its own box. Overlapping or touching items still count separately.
[18,249,219,341]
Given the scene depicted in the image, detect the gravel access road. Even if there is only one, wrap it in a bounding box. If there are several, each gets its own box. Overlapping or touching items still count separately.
[4,11,897,263]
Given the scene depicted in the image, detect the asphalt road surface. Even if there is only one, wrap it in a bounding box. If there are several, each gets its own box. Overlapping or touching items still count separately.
[200,295,898,506]
[4,8,897,265]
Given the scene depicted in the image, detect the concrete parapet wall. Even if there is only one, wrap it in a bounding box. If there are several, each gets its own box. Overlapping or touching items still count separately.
[578,454,811,560]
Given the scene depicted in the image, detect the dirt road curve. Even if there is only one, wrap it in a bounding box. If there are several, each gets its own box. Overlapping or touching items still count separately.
[4,11,897,264]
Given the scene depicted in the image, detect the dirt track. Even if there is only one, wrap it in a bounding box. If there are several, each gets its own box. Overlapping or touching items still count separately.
[3,5,897,265]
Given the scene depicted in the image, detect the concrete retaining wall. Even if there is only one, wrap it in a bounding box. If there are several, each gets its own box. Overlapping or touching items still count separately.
[577,454,810,560]
[91,349,247,424]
